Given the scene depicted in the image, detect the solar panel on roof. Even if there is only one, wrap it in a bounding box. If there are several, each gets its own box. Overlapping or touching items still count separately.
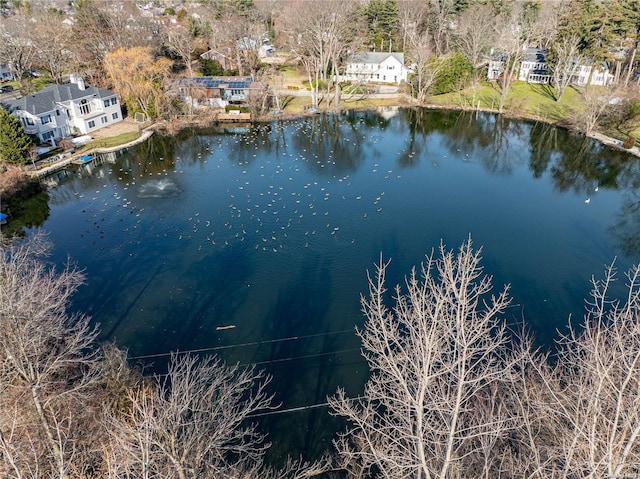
[184,77,251,89]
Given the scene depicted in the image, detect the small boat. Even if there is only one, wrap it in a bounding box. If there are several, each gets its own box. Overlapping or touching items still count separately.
[72,154,94,165]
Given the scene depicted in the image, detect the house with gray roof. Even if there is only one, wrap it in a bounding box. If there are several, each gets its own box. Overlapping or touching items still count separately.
[518,47,551,84]
[178,76,265,109]
[487,46,613,86]
[344,52,409,85]
[2,75,122,144]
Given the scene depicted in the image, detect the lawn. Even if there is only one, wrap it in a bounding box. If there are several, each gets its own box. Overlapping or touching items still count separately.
[81,131,142,151]
[427,81,584,124]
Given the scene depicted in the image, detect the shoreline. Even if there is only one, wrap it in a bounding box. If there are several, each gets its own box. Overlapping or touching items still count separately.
[24,98,640,180]
[26,128,155,179]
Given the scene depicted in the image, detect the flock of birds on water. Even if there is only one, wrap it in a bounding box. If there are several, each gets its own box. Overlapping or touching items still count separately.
[59,117,603,262]
[68,120,417,258]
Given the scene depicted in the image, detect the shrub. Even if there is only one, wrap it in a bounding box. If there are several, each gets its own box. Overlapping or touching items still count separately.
[623,136,636,149]
[432,52,472,96]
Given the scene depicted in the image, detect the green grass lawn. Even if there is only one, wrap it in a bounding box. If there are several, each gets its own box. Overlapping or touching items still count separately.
[428,81,584,124]
[81,131,141,151]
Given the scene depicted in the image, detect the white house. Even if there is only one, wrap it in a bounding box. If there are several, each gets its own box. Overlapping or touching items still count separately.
[518,47,551,84]
[0,64,14,82]
[344,52,409,85]
[488,46,614,87]
[3,75,122,144]
[570,63,615,86]
[487,51,507,80]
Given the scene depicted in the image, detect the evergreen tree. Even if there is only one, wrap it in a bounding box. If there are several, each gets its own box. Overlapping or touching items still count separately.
[365,0,399,51]
[0,107,32,165]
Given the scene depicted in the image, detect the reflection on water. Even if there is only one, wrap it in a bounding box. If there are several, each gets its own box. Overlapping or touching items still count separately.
[11,108,640,463]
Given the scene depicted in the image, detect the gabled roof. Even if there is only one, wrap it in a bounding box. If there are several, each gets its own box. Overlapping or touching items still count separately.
[351,52,405,65]
[4,83,115,116]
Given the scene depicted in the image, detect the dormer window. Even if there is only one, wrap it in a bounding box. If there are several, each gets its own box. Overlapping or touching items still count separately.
[41,114,52,124]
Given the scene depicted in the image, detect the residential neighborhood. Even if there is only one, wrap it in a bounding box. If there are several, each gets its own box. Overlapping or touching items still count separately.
[1,0,640,171]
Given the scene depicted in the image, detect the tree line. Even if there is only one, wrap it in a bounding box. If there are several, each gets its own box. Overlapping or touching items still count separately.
[2,0,640,117]
[3,231,640,478]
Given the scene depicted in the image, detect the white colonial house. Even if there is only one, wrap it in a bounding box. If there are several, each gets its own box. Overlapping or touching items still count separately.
[488,46,614,87]
[344,52,409,85]
[518,47,551,84]
[3,75,122,144]
[569,63,615,86]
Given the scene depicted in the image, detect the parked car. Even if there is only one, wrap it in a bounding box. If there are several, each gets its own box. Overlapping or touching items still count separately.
[0,85,14,93]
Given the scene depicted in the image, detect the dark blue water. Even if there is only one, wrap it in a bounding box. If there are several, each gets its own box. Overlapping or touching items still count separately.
[13,108,640,461]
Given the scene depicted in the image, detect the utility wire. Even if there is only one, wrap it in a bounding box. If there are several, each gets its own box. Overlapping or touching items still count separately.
[130,328,357,360]
[246,395,367,418]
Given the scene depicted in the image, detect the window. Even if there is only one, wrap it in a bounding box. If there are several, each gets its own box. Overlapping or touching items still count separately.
[101,115,108,124]
[24,117,34,126]
[104,99,110,108]
[110,97,117,106]
[56,110,60,116]
[112,112,118,120]
[42,131,54,140]
[88,120,95,128]
[79,99,91,115]
[41,114,52,124]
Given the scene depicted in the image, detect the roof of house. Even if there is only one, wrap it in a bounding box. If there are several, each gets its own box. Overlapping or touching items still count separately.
[351,52,405,65]
[180,76,254,89]
[522,47,547,63]
[4,83,115,116]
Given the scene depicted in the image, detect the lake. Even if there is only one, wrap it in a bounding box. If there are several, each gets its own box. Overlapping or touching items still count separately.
[8,107,640,462]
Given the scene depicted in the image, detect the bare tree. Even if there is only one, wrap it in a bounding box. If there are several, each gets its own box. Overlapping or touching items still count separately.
[495,2,539,113]
[103,353,274,479]
[548,33,585,102]
[165,24,202,116]
[535,0,570,49]
[0,233,101,479]
[31,13,73,84]
[330,239,517,479]
[0,15,38,88]
[282,0,359,108]
[398,0,426,53]
[572,87,623,135]
[452,4,497,75]
[512,262,640,479]
[406,30,441,103]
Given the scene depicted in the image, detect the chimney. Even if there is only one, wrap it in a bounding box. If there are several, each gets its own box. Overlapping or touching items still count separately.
[69,73,85,90]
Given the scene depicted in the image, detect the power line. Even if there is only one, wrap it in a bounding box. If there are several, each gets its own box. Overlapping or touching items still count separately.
[243,347,363,367]
[130,328,357,360]
[246,395,366,418]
